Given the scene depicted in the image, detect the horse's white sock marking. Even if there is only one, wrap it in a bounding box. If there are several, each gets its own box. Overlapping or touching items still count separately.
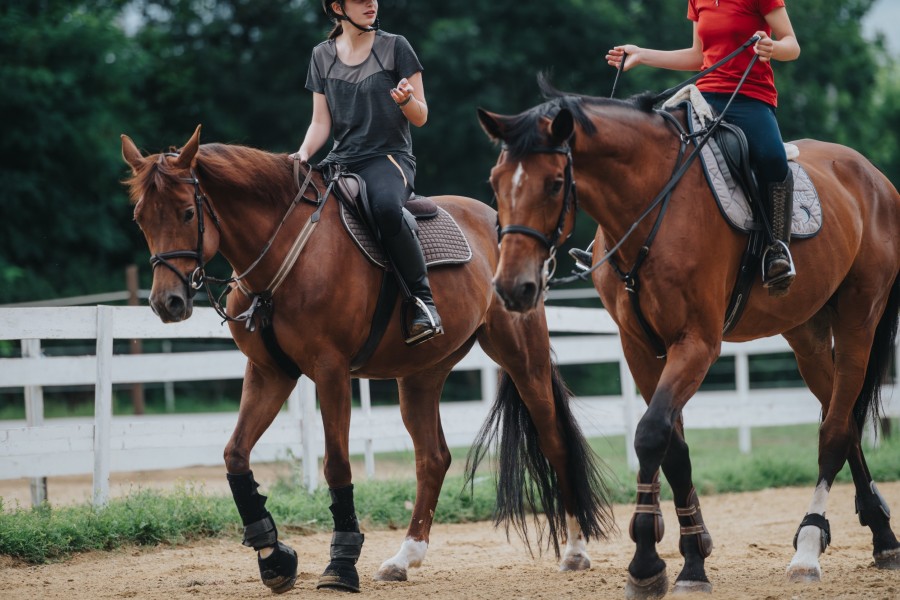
[380,537,428,572]
[788,481,830,576]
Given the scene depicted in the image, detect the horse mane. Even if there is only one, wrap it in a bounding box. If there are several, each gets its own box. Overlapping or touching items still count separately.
[499,74,656,159]
[125,143,294,209]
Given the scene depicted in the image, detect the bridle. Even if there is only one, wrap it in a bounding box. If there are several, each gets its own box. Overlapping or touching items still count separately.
[147,154,323,325]
[148,154,221,300]
[496,142,578,285]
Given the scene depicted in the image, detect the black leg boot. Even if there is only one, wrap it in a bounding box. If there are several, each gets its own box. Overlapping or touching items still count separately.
[317,485,365,592]
[762,169,796,296]
[381,217,443,345]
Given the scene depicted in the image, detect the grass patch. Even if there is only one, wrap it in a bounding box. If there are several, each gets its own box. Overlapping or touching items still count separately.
[1,423,898,564]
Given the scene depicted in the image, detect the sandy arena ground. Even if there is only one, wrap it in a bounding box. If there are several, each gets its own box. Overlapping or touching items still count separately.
[0,472,898,599]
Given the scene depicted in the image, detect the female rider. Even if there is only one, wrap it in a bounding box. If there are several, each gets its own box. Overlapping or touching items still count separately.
[294,0,442,340]
[607,0,801,295]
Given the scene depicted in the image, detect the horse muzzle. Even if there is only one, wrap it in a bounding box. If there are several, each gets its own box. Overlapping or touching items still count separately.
[493,273,541,313]
[150,288,194,323]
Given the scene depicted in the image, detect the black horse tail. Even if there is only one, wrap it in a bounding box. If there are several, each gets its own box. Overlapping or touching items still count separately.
[465,361,616,558]
[853,272,900,435]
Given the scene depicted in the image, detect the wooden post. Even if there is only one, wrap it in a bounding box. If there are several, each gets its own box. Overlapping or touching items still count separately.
[126,265,145,415]
[93,306,114,507]
[621,359,639,472]
[736,351,752,453]
[359,379,374,479]
[22,339,47,506]
[300,376,318,492]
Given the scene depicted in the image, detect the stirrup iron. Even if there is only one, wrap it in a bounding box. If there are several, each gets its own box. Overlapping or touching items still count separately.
[761,240,796,288]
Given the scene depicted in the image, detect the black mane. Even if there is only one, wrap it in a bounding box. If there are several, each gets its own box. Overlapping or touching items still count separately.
[499,74,656,159]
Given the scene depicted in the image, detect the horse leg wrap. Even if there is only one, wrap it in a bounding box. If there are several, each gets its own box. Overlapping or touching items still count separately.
[629,472,664,543]
[317,531,365,592]
[258,541,298,594]
[856,481,892,526]
[227,471,278,549]
[676,487,713,558]
[793,513,831,553]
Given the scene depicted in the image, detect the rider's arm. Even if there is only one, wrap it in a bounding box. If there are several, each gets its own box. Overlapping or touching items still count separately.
[756,7,800,63]
[391,71,428,128]
[606,22,704,72]
[295,93,332,162]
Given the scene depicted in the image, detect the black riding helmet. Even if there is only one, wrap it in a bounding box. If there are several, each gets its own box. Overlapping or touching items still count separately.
[321,0,380,33]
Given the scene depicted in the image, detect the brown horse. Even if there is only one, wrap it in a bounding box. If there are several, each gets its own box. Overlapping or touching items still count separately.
[120,126,614,594]
[479,81,900,598]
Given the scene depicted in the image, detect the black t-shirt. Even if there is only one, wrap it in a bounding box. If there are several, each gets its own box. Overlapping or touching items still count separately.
[306,30,424,165]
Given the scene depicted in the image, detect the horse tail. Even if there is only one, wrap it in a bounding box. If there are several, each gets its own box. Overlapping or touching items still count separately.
[853,271,900,434]
[465,361,616,558]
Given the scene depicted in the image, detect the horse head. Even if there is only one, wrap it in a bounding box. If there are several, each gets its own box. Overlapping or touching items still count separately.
[121,125,221,322]
[479,105,577,312]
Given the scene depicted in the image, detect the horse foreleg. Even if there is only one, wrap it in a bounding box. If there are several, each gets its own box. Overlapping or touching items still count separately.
[659,418,714,594]
[224,360,299,594]
[314,367,365,592]
[375,368,453,582]
[626,336,718,600]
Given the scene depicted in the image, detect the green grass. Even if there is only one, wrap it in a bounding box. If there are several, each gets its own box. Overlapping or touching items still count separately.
[1,423,898,564]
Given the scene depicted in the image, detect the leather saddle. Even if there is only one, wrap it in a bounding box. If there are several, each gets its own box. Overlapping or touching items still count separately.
[335,173,438,223]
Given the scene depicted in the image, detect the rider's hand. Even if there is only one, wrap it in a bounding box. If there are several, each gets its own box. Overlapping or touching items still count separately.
[753,31,774,62]
[390,78,414,106]
[606,45,641,71]
[289,149,309,163]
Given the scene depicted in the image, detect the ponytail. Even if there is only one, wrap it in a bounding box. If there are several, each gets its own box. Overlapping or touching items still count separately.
[327,23,342,40]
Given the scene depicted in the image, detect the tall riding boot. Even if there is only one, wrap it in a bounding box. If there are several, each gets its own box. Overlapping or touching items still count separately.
[381,217,443,345]
[762,169,796,296]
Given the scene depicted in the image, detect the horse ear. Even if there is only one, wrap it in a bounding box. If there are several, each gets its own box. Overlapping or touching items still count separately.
[549,109,575,145]
[477,108,506,142]
[173,124,202,169]
[121,134,144,173]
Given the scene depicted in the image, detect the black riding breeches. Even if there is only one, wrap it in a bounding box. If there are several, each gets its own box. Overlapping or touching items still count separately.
[347,154,416,238]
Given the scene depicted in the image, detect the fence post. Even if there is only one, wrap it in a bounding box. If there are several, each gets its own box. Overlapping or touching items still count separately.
[22,338,47,506]
[481,363,498,405]
[620,359,639,472]
[299,376,318,492]
[126,265,145,415]
[93,306,114,507]
[359,379,374,479]
[735,351,752,454]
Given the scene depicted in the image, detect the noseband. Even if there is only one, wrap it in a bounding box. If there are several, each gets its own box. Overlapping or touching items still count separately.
[148,157,221,300]
[497,143,578,251]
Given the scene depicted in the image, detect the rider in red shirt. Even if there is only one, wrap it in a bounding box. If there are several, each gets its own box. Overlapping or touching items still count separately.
[607,0,801,295]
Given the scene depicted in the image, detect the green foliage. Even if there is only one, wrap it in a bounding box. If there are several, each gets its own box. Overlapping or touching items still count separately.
[1,0,897,303]
[0,484,233,563]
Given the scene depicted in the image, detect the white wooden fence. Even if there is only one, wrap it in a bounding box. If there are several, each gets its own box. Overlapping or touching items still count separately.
[1,306,897,507]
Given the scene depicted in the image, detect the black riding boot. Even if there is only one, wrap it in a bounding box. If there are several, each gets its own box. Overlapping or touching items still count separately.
[381,217,443,345]
[762,170,796,296]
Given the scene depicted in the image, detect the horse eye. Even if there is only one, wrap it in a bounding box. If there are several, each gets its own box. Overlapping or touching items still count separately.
[183,207,195,223]
[549,179,564,196]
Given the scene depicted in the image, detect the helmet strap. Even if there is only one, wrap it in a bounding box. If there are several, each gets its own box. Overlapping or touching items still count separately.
[333,2,380,33]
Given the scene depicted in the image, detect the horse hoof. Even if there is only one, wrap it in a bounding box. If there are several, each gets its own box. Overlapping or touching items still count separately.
[559,553,591,572]
[625,570,668,600]
[373,564,408,582]
[874,547,900,570]
[673,580,712,595]
[258,542,298,594]
[786,565,821,583]
[317,560,361,593]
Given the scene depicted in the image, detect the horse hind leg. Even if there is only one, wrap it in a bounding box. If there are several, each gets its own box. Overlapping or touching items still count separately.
[374,367,454,582]
[848,443,900,569]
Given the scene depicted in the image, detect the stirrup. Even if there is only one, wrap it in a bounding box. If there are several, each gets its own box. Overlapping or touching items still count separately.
[404,297,443,346]
[761,241,796,288]
[568,247,592,271]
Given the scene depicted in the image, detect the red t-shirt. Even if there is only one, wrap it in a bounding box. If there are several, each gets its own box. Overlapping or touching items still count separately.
[688,0,786,106]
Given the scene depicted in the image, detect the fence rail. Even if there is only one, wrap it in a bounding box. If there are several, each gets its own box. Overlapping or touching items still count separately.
[1,306,897,507]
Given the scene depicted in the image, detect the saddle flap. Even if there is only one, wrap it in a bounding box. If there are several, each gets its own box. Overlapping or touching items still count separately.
[713,122,763,207]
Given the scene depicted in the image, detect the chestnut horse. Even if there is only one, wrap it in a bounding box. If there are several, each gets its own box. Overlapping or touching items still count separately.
[479,82,900,598]
[120,126,614,594]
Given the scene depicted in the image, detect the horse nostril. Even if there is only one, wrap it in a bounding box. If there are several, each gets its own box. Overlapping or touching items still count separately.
[518,281,538,304]
[165,294,185,317]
